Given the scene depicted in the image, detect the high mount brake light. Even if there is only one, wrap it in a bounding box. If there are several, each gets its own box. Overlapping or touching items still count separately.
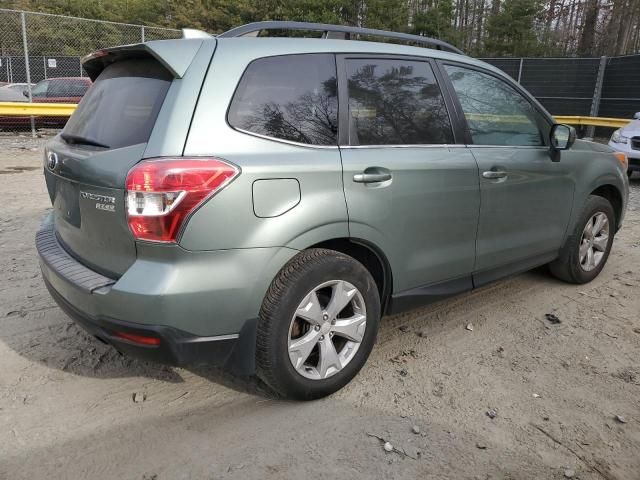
[125,158,239,243]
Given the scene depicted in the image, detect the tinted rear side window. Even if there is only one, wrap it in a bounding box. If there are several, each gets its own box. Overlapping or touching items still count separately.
[228,54,338,146]
[346,58,453,145]
[63,59,172,149]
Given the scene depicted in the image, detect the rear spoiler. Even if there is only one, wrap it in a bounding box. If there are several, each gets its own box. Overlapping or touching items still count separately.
[82,38,213,81]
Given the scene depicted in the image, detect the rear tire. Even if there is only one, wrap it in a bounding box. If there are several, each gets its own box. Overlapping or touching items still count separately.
[549,195,615,284]
[256,248,380,400]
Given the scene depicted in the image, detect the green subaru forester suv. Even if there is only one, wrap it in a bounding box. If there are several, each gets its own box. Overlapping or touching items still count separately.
[36,22,629,399]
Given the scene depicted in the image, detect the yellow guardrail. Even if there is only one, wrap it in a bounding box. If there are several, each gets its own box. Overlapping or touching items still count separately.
[0,102,77,117]
[553,116,629,128]
[0,102,632,128]
[465,113,530,124]
[465,113,630,128]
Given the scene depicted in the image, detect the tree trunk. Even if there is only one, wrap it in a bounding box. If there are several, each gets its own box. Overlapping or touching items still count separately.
[617,0,637,54]
[578,0,599,56]
[490,0,500,16]
[605,0,625,55]
[475,0,485,50]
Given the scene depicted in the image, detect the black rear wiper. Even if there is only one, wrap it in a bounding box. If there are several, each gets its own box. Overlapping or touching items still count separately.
[60,133,110,149]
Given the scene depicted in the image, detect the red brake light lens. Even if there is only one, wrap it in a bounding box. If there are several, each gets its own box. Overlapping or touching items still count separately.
[125,158,239,243]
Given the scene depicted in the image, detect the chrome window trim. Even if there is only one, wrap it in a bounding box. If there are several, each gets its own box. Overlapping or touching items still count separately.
[340,144,550,149]
[232,127,340,150]
[467,145,548,149]
[234,128,550,151]
[340,143,455,149]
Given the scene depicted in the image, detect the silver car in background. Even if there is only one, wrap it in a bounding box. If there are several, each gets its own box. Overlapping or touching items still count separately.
[609,112,640,178]
[0,83,34,102]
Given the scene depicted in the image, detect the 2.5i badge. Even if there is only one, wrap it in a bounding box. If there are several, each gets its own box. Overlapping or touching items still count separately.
[80,191,116,213]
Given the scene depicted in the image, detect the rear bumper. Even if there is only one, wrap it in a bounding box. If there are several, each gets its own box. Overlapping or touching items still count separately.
[36,217,297,373]
[44,276,248,368]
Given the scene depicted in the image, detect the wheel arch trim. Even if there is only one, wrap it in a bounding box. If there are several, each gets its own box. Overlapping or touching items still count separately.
[586,181,625,230]
[302,237,394,314]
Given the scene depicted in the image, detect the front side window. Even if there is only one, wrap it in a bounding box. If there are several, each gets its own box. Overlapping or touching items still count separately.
[31,80,49,98]
[346,58,453,145]
[445,65,546,146]
[228,54,338,146]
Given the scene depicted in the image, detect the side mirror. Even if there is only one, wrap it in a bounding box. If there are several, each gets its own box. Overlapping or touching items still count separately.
[550,124,576,153]
[23,89,29,98]
[634,112,640,120]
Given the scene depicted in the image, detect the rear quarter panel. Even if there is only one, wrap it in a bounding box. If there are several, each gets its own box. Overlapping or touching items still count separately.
[181,40,348,251]
[180,135,348,252]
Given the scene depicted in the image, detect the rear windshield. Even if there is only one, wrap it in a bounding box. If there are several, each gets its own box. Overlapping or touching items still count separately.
[63,58,172,149]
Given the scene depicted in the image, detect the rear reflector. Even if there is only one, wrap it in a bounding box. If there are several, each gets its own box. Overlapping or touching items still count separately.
[114,331,161,346]
[125,158,239,242]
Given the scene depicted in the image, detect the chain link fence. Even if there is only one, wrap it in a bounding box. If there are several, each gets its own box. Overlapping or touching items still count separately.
[0,8,638,138]
[0,9,180,135]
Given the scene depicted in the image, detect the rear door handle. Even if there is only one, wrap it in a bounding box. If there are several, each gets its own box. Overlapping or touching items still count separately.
[353,173,392,183]
[482,170,507,179]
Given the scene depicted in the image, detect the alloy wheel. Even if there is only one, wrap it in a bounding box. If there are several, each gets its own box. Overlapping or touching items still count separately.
[287,280,367,380]
[579,212,609,272]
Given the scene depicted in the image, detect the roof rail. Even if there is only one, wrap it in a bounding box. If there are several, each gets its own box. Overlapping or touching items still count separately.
[218,21,464,55]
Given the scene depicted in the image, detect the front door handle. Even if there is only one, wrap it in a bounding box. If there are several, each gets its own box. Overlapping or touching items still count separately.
[482,170,507,179]
[353,172,392,183]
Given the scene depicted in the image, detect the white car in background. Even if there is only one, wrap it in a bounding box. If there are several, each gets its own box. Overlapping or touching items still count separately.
[0,83,35,102]
[609,112,640,178]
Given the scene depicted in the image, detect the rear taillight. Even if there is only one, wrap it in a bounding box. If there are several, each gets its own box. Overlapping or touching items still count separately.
[125,158,239,243]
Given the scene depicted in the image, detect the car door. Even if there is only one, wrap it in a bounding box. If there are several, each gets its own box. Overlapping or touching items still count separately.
[45,79,71,102]
[338,55,480,303]
[65,79,91,103]
[38,79,69,126]
[441,63,575,282]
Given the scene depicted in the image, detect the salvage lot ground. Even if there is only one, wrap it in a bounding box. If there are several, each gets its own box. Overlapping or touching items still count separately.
[0,134,639,480]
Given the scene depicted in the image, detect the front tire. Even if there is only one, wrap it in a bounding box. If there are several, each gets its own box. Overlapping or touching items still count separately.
[256,248,380,400]
[549,195,615,284]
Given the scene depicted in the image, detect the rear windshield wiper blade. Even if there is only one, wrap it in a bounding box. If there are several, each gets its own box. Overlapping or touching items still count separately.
[60,133,110,149]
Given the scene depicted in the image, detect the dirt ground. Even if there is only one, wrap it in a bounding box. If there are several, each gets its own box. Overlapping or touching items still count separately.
[0,134,639,480]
